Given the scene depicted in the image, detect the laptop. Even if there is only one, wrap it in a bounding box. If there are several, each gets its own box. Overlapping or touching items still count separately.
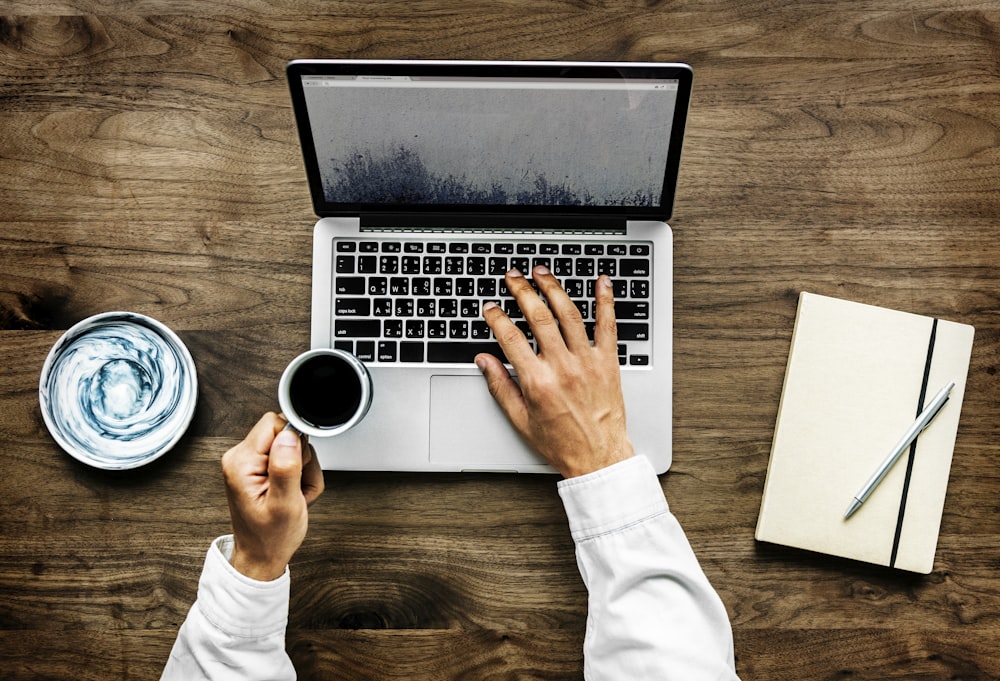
[285,59,692,474]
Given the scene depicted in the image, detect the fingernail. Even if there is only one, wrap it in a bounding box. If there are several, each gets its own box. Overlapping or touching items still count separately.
[599,275,613,289]
[507,268,523,278]
[275,429,299,447]
[474,356,487,372]
[534,264,550,276]
[483,301,498,312]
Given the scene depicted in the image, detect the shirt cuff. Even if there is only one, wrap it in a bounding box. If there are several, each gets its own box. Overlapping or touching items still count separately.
[556,455,669,542]
[195,535,291,638]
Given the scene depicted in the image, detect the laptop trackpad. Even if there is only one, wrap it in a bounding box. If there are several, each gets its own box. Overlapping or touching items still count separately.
[428,375,547,467]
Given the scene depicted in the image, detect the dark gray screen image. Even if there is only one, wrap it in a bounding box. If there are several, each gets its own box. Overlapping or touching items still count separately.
[303,79,678,207]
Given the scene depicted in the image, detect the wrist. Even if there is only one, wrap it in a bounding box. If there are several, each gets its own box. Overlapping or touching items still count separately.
[559,441,634,478]
[230,547,288,582]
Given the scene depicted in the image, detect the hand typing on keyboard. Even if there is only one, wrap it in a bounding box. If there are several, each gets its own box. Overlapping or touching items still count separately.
[476,266,635,478]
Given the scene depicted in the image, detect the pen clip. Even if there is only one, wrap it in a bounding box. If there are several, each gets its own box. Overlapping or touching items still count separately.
[919,395,950,432]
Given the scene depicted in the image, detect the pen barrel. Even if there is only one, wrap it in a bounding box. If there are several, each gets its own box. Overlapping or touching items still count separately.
[854,381,955,504]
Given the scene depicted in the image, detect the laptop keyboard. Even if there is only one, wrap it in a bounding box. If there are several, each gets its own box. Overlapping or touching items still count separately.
[330,238,653,367]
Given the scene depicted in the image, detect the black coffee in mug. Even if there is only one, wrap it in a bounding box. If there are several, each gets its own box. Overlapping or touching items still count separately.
[289,354,362,428]
[279,348,372,437]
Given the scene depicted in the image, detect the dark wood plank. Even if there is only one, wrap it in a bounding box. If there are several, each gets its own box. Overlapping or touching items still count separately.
[2,2,999,679]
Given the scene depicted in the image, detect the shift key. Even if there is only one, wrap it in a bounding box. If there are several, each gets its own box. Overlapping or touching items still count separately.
[335,319,381,338]
[617,323,650,341]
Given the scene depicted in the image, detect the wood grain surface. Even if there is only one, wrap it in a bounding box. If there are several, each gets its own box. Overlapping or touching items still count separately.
[2,2,999,679]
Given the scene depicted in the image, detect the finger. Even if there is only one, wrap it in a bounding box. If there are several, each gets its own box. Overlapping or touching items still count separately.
[482,298,537,369]
[475,352,530,434]
[531,265,590,352]
[301,441,325,506]
[593,275,619,354]
[266,428,304,503]
[506,269,564,353]
[246,412,286,457]
[223,412,282,484]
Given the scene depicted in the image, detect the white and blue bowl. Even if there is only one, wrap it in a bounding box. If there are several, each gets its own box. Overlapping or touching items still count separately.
[39,312,198,470]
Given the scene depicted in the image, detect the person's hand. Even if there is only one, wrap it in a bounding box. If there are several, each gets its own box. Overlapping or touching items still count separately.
[476,266,634,478]
[221,412,325,581]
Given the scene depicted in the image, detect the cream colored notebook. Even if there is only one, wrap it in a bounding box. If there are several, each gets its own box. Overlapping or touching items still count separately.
[756,292,974,573]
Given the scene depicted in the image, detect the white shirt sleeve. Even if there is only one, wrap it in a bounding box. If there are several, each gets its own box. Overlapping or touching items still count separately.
[558,456,741,681]
[160,535,296,681]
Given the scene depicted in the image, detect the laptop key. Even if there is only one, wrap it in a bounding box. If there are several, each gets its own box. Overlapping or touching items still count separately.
[379,256,399,274]
[630,280,649,298]
[335,255,355,273]
[378,341,397,362]
[427,341,509,364]
[428,320,447,338]
[402,256,421,274]
[597,258,617,277]
[412,277,431,296]
[335,298,370,316]
[423,256,442,275]
[470,321,491,339]
[614,301,650,319]
[384,320,403,338]
[617,323,650,341]
[336,277,365,295]
[416,299,436,317]
[355,341,375,361]
[400,342,424,362]
[619,258,650,277]
[405,320,425,338]
[335,320,381,338]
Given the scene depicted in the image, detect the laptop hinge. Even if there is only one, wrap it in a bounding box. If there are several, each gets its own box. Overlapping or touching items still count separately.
[358,213,628,235]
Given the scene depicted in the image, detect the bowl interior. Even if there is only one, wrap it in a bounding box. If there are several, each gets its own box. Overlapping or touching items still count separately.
[39,312,198,470]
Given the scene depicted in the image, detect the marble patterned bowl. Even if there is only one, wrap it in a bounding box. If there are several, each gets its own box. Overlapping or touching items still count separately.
[39,312,198,470]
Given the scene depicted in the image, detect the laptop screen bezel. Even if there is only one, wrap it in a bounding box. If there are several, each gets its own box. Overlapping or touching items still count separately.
[286,60,693,223]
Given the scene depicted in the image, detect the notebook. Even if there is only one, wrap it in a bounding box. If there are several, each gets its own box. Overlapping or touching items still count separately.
[285,59,693,472]
[755,292,975,573]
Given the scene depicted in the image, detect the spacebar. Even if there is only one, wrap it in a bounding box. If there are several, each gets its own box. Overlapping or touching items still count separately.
[426,342,509,364]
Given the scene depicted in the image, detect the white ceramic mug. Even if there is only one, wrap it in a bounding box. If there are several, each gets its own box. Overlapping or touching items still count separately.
[278,348,372,438]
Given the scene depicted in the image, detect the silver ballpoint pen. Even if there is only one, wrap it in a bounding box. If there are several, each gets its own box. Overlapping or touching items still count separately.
[844,380,956,520]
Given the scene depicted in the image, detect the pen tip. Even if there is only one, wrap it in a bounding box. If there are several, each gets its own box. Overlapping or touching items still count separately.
[844,499,862,520]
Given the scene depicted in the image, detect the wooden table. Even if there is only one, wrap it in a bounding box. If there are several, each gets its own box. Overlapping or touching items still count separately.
[2,3,998,679]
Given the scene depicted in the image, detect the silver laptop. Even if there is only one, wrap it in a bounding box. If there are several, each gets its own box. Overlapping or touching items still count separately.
[286,59,692,473]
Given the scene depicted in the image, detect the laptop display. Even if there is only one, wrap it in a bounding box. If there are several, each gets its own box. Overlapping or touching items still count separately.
[288,61,691,220]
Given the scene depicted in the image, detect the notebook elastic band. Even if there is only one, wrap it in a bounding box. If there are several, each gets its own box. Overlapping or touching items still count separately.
[890,317,938,568]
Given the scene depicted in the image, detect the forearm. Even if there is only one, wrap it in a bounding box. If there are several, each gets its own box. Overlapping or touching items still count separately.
[161,536,296,681]
[559,456,739,681]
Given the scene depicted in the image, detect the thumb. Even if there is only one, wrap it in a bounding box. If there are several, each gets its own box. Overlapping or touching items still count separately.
[267,428,304,500]
[476,354,529,433]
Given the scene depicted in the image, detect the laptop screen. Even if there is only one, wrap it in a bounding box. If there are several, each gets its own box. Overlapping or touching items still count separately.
[287,61,692,222]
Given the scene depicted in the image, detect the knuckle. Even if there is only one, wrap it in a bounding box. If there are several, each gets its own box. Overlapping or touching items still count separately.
[498,327,525,345]
[527,309,555,327]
